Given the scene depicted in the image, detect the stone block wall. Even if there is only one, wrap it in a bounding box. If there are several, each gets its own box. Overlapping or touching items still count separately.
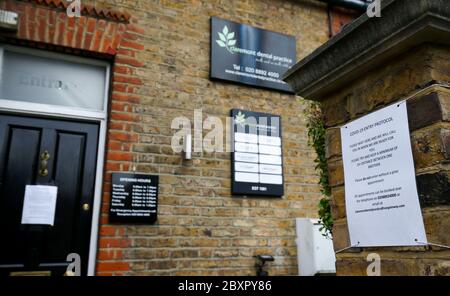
[323,44,450,275]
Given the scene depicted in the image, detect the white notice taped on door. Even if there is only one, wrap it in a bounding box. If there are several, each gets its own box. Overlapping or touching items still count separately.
[21,185,58,226]
[340,101,427,247]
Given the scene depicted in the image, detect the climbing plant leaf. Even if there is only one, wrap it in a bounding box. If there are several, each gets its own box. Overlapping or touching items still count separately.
[304,100,333,238]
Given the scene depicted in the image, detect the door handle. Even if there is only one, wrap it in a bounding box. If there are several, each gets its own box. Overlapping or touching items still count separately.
[39,150,50,177]
[82,203,90,211]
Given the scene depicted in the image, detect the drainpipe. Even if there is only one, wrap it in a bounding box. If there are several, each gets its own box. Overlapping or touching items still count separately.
[326,4,334,38]
[319,0,369,12]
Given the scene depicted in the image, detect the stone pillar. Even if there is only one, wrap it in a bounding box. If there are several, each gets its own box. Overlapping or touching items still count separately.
[284,0,450,275]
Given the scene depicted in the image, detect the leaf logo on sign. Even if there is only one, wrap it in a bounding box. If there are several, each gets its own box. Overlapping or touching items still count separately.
[216,26,236,54]
[235,111,246,127]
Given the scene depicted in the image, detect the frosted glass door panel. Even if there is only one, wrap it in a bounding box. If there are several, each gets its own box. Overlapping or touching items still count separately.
[1,50,107,111]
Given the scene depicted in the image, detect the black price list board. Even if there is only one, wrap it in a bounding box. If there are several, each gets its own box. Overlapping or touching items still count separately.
[109,173,158,223]
[231,109,284,197]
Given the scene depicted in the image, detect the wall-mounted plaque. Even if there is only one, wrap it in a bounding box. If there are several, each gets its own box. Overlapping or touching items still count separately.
[231,109,284,196]
[211,17,296,93]
[109,173,158,223]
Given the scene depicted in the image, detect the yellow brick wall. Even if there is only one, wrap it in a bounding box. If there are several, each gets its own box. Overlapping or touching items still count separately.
[1,0,335,275]
[92,0,332,275]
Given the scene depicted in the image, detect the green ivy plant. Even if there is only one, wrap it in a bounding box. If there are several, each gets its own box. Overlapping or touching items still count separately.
[304,101,333,238]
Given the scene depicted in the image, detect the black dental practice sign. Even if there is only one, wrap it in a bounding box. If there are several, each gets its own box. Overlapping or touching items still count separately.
[231,109,284,197]
[109,173,158,223]
[211,17,296,92]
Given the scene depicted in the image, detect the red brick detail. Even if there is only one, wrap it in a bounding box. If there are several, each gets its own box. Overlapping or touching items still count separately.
[96,262,130,272]
[97,249,124,261]
[3,1,145,55]
[99,238,130,249]
[18,0,131,22]
[113,75,143,85]
[108,131,139,142]
[107,151,134,162]
[115,57,145,68]
[111,93,140,104]
[120,40,145,50]
[330,8,358,36]
[1,0,146,276]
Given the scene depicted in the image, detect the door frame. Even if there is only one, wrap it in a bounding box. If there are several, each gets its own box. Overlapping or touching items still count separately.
[0,44,111,276]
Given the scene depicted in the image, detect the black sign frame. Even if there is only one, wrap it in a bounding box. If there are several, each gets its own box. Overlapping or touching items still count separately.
[231,109,284,197]
[109,172,158,224]
[210,17,296,93]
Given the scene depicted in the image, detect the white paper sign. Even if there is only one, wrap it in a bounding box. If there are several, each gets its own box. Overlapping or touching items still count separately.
[341,102,427,247]
[21,185,58,226]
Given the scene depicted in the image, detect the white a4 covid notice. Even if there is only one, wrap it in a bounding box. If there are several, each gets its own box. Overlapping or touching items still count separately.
[341,102,427,247]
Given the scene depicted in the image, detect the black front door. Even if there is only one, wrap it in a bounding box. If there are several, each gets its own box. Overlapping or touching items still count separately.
[0,114,99,276]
